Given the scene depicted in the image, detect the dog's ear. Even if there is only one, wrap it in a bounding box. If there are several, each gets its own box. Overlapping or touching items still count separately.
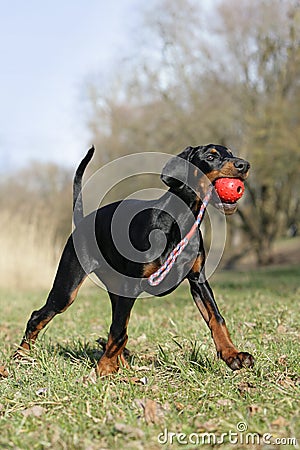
[161,146,197,189]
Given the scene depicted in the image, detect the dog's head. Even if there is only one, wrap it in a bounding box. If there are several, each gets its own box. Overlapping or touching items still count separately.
[161,144,250,215]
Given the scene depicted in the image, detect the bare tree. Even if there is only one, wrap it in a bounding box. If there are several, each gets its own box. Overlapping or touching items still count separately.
[215,0,300,263]
[86,0,300,264]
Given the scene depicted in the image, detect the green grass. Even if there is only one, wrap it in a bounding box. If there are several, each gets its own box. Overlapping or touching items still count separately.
[0,266,299,449]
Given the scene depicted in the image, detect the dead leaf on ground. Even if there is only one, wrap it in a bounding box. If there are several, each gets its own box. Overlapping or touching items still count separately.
[131,365,152,372]
[277,355,288,366]
[144,399,164,425]
[114,422,145,439]
[138,376,148,385]
[81,369,97,385]
[139,353,157,364]
[278,376,296,389]
[0,366,8,378]
[271,416,289,429]
[238,381,256,395]
[194,419,219,432]
[120,376,148,385]
[135,398,165,425]
[217,399,232,407]
[247,404,262,415]
[22,406,46,418]
[277,324,287,334]
[175,402,185,411]
[36,387,47,396]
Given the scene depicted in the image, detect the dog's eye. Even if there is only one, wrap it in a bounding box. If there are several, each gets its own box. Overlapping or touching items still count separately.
[206,154,215,161]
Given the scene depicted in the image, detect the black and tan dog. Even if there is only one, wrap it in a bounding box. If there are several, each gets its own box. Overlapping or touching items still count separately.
[15,144,254,375]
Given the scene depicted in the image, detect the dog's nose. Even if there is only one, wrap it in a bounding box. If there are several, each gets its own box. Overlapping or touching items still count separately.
[233,159,250,173]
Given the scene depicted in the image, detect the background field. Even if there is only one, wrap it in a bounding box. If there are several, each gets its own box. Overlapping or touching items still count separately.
[0,265,299,449]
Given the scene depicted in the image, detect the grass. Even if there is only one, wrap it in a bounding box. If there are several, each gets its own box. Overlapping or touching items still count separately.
[0,266,299,449]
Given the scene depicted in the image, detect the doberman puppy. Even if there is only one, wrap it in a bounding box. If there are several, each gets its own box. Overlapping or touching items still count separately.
[15,144,254,375]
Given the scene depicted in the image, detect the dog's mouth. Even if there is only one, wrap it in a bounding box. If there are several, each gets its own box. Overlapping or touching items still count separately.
[211,178,241,215]
[214,201,238,215]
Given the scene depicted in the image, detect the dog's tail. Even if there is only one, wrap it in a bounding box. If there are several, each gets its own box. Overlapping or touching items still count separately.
[73,146,95,227]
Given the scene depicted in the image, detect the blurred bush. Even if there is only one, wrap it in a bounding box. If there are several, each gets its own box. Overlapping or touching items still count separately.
[0,163,72,289]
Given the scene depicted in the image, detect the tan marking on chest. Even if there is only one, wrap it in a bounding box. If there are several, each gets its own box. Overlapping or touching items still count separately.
[143,261,160,278]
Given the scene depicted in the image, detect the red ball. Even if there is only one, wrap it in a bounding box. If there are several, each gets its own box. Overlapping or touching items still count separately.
[214,178,245,203]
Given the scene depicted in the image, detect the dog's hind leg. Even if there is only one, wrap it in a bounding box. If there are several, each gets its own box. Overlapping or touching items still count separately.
[96,293,136,376]
[15,236,90,356]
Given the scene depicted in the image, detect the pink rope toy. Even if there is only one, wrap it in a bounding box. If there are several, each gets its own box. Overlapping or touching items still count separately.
[148,184,213,286]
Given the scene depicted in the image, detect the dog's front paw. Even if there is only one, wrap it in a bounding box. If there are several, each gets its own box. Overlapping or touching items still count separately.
[96,351,130,377]
[225,351,254,371]
[96,356,120,377]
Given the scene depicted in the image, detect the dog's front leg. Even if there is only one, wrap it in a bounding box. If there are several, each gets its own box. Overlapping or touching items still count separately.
[188,272,254,370]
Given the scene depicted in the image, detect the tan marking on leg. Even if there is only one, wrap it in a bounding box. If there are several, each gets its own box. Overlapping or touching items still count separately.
[17,277,87,356]
[143,262,159,278]
[193,297,209,322]
[24,315,56,345]
[60,277,87,313]
[96,334,129,377]
[210,318,238,357]
[119,352,129,369]
[202,302,238,360]
[15,315,56,358]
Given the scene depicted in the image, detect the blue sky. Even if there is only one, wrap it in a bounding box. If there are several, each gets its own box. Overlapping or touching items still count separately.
[0,0,143,171]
